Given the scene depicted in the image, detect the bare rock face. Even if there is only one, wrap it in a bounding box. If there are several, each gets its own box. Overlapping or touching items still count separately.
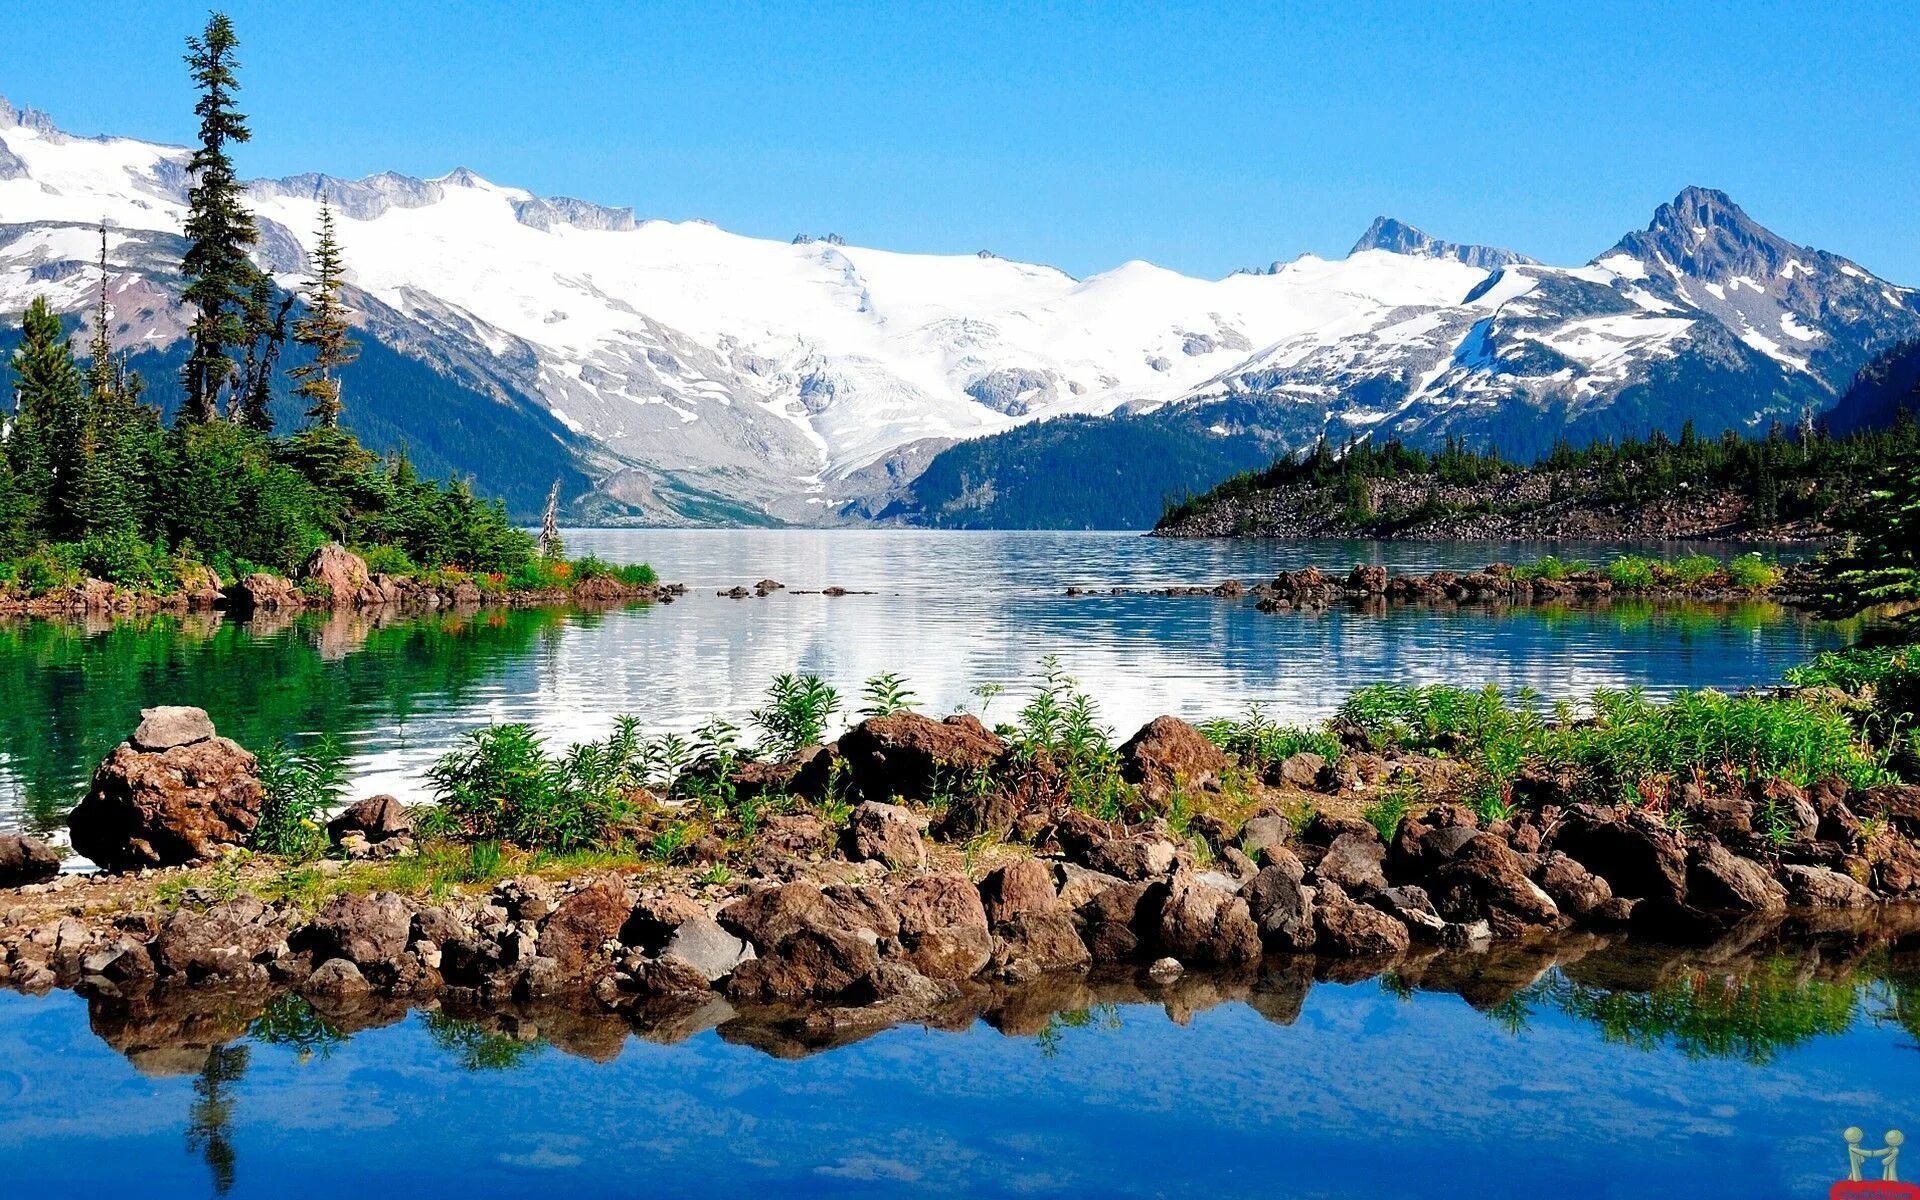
[131,705,217,752]
[1686,843,1788,913]
[301,543,372,605]
[1117,716,1231,810]
[659,914,756,983]
[1425,835,1561,935]
[837,713,1006,804]
[68,718,263,871]
[1531,851,1613,918]
[0,834,61,887]
[151,896,288,981]
[308,892,415,973]
[1548,807,1689,904]
[843,801,929,870]
[1779,864,1877,909]
[1311,881,1410,957]
[1243,864,1316,950]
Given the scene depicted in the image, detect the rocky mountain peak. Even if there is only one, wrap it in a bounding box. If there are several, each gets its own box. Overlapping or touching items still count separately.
[1349,216,1536,270]
[1608,186,1800,282]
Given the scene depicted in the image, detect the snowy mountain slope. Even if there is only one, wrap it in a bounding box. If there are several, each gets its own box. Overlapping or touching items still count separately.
[3,97,1917,526]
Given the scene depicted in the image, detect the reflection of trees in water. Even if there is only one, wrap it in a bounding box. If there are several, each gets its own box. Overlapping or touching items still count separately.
[248,993,346,1064]
[1494,954,1919,1065]
[0,606,576,832]
[186,1044,249,1197]
[1033,1004,1124,1059]
[423,1011,547,1071]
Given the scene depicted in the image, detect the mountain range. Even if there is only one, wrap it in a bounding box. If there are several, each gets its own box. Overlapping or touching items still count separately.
[2,97,1915,526]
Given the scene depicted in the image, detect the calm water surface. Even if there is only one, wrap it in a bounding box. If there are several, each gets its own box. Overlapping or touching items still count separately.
[0,932,1914,1198]
[0,531,1858,835]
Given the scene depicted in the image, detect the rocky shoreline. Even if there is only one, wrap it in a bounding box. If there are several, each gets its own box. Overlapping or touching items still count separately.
[0,543,683,620]
[1070,562,1809,609]
[6,694,1919,1032]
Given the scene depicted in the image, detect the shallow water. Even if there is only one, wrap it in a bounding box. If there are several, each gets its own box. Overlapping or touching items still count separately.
[0,532,1857,835]
[1,927,1915,1198]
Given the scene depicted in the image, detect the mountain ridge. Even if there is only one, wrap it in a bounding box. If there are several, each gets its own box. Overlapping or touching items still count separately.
[2,97,1916,528]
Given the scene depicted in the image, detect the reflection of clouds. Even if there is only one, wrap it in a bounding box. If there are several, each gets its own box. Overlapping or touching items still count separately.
[3,977,1912,1199]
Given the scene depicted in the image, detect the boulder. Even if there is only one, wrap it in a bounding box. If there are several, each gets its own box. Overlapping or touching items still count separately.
[622,894,709,949]
[1154,871,1260,966]
[1387,804,1480,877]
[1237,814,1293,863]
[752,812,833,859]
[659,914,756,983]
[1266,751,1326,791]
[1548,807,1688,903]
[1055,863,1127,910]
[843,801,929,870]
[979,859,1058,924]
[1314,831,1388,894]
[992,909,1092,973]
[1072,879,1157,962]
[1686,843,1788,913]
[302,957,372,1000]
[1368,885,1448,940]
[1083,835,1178,881]
[718,881,896,949]
[1117,716,1231,810]
[300,543,372,605]
[726,927,879,1003]
[1312,881,1410,957]
[1531,851,1613,919]
[226,572,302,612]
[836,713,1005,803]
[1779,864,1877,909]
[151,896,286,980]
[325,795,412,846]
[1426,835,1560,935]
[68,733,263,871]
[539,878,633,973]
[890,873,992,980]
[1243,864,1316,951]
[131,705,217,752]
[0,834,60,887]
[309,891,414,970]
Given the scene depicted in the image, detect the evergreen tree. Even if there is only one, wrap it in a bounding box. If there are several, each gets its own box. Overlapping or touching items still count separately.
[235,273,292,432]
[8,297,88,541]
[178,12,261,424]
[289,199,359,427]
[76,233,146,540]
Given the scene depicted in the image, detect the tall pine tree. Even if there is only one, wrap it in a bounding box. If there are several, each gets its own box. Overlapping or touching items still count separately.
[7,297,88,541]
[289,198,359,427]
[178,12,260,424]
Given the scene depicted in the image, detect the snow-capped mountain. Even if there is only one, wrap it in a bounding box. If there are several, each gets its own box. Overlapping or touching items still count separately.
[2,98,1915,525]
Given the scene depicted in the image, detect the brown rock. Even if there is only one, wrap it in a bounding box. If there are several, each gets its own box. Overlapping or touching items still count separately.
[300,543,372,605]
[226,572,302,612]
[309,891,414,970]
[69,736,263,871]
[1426,835,1560,935]
[1266,751,1327,791]
[1686,843,1788,913]
[1157,871,1261,966]
[890,873,992,980]
[1243,864,1315,951]
[1312,881,1410,957]
[979,859,1058,924]
[1531,850,1613,918]
[992,909,1092,973]
[539,878,633,972]
[622,894,708,948]
[753,812,832,857]
[1084,835,1178,881]
[1779,864,1877,909]
[152,896,286,980]
[836,713,1005,803]
[1117,716,1231,810]
[1315,831,1388,894]
[1072,879,1157,962]
[325,795,412,846]
[0,834,61,887]
[1548,807,1688,903]
[130,705,217,752]
[843,801,929,869]
[726,927,879,1003]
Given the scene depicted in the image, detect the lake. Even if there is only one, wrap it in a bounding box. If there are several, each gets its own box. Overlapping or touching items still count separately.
[0,531,1858,837]
[0,927,1913,1198]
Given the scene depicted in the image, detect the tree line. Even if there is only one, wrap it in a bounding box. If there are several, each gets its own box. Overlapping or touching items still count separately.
[0,12,536,593]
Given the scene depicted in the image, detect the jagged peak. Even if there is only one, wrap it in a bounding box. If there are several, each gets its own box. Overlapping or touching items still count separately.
[1348,216,1536,270]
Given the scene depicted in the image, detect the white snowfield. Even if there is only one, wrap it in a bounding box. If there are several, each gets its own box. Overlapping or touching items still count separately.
[1,101,1914,521]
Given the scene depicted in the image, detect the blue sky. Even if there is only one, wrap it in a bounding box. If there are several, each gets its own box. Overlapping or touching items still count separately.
[7,1,1918,282]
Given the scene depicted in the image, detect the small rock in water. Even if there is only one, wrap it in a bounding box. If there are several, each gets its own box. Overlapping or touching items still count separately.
[1146,956,1185,983]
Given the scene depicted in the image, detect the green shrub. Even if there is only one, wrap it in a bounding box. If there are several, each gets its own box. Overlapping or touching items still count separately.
[357,544,419,577]
[569,556,657,587]
[1671,554,1721,586]
[1727,552,1781,591]
[253,736,348,860]
[859,672,918,717]
[423,721,642,851]
[1513,555,1588,582]
[1607,556,1658,589]
[1199,703,1340,767]
[753,673,841,757]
